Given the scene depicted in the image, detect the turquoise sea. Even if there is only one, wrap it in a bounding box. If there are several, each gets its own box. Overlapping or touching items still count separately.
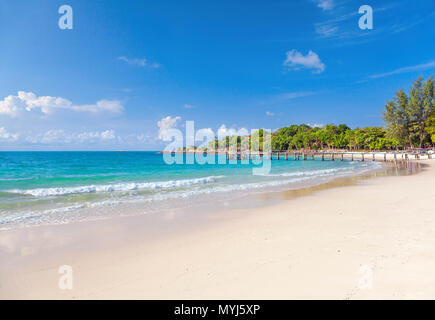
[0,151,380,229]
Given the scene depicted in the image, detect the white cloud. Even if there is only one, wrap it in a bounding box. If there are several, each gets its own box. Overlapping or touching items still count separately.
[308,123,325,128]
[135,133,152,143]
[312,5,428,46]
[0,127,19,141]
[0,95,23,116]
[266,111,275,117]
[316,0,334,11]
[1,127,159,148]
[26,130,118,144]
[0,91,124,117]
[369,61,435,79]
[197,128,214,136]
[120,133,155,146]
[40,130,68,144]
[75,130,117,142]
[24,129,67,144]
[100,130,116,140]
[315,24,338,37]
[118,56,160,68]
[118,56,146,67]
[217,125,249,137]
[157,116,181,140]
[278,91,316,100]
[283,50,325,74]
[75,100,124,114]
[184,104,196,109]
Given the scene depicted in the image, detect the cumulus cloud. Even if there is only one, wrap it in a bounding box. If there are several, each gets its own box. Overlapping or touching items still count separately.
[39,130,67,144]
[75,100,124,114]
[100,130,116,140]
[265,111,275,117]
[135,133,152,143]
[0,95,23,116]
[118,56,160,68]
[0,91,124,117]
[118,133,154,146]
[283,49,325,74]
[0,127,19,141]
[217,125,249,138]
[197,128,214,136]
[157,116,181,140]
[75,130,116,142]
[25,129,118,144]
[315,0,334,11]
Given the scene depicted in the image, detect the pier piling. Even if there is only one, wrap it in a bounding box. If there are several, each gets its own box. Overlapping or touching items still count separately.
[217,151,429,163]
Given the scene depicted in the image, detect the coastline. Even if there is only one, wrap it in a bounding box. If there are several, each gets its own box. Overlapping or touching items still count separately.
[0,159,434,299]
[0,155,383,231]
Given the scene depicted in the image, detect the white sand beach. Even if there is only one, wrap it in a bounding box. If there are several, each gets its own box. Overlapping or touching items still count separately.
[1,160,434,300]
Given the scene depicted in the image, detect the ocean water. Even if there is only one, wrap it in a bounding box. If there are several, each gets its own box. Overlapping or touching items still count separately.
[0,151,380,228]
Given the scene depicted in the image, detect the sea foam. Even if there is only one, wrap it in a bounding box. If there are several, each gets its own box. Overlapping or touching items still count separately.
[8,176,223,197]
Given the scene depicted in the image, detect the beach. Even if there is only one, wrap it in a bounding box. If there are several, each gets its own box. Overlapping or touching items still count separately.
[1,0,434,306]
[0,158,433,299]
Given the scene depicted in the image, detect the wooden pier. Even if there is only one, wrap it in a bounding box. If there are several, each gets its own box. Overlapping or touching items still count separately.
[161,150,433,161]
[221,151,432,162]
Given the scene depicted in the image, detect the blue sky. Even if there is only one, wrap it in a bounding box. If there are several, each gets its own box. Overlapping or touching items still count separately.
[0,0,434,150]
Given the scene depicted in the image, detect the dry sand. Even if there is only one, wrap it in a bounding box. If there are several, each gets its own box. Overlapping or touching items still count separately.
[0,160,434,299]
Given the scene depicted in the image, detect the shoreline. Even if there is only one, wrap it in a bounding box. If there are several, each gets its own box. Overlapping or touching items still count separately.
[0,158,383,231]
[0,159,434,299]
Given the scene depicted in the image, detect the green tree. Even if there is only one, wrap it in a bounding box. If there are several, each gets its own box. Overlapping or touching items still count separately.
[427,109,435,145]
[408,76,434,147]
[383,76,434,148]
[291,133,304,150]
[383,89,414,148]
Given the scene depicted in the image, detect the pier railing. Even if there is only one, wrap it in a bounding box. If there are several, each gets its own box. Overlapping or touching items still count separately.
[161,150,432,161]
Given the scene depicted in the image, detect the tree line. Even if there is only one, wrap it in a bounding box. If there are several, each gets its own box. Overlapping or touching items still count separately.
[270,124,400,151]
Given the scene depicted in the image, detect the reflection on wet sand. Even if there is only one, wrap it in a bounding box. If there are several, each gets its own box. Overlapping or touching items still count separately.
[270,161,424,201]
